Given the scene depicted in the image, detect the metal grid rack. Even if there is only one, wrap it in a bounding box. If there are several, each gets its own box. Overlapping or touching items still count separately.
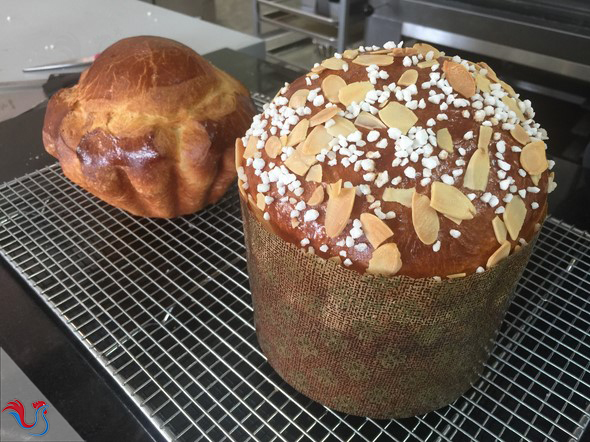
[1,95,589,442]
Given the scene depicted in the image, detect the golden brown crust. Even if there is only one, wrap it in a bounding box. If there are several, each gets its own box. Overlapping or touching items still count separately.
[43,36,255,218]
[237,43,553,278]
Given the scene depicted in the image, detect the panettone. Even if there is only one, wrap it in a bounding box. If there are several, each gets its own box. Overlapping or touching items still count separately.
[237,41,557,418]
[43,36,255,218]
[237,42,555,277]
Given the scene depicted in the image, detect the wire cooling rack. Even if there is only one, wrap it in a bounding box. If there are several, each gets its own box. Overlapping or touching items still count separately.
[1,94,589,442]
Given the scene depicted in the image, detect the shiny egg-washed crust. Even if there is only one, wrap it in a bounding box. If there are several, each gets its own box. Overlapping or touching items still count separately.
[43,36,255,218]
[238,45,552,278]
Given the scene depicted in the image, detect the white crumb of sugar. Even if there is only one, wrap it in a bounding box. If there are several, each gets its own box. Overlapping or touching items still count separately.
[449,229,461,238]
[404,166,416,179]
[304,210,319,222]
[367,130,380,142]
[319,244,328,253]
[432,241,441,252]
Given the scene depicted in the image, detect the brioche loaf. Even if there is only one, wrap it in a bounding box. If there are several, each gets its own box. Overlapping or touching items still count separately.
[43,36,255,218]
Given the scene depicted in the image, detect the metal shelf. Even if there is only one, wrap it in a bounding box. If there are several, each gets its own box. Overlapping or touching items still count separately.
[260,10,337,46]
[258,0,339,25]
[254,0,363,53]
[0,93,589,441]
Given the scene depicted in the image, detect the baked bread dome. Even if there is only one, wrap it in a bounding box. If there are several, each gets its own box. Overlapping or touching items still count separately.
[237,42,556,278]
[43,36,255,218]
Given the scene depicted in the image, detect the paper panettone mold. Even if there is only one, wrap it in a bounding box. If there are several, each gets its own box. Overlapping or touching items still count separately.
[242,203,537,418]
[236,40,551,417]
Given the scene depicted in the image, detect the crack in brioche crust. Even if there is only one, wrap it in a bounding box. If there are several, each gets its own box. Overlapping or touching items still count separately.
[43,36,255,218]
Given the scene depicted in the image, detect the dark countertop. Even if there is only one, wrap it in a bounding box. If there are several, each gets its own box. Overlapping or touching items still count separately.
[0,47,588,441]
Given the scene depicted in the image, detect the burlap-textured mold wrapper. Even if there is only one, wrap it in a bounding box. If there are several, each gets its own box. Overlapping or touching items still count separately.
[241,202,537,419]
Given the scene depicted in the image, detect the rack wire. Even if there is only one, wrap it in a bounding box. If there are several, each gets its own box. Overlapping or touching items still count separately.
[0,93,589,441]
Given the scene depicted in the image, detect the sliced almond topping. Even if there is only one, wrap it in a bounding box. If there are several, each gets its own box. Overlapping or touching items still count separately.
[447,273,467,279]
[398,69,418,86]
[338,81,374,107]
[289,89,310,109]
[417,60,438,69]
[301,125,333,155]
[235,138,245,171]
[370,49,391,54]
[475,74,491,93]
[354,111,387,129]
[478,126,493,152]
[280,135,288,145]
[342,49,359,59]
[287,119,309,147]
[352,54,394,66]
[412,192,440,245]
[306,164,323,183]
[291,218,300,228]
[443,61,476,98]
[487,241,511,268]
[247,194,257,211]
[284,149,317,176]
[322,75,347,103]
[520,141,548,175]
[256,193,266,211]
[510,125,530,145]
[360,213,394,249]
[325,187,356,238]
[504,195,527,241]
[436,128,453,153]
[326,115,357,137]
[390,47,418,56]
[430,181,476,220]
[243,136,259,159]
[514,244,522,252]
[445,214,462,225]
[478,62,499,82]
[463,148,490,191]
[310,106,340,127]
[237,179,247,200]
[311,65,326,74]
[413,43,440,58]
[307,185,325,206]
[322,57,347,70]
[531,174,540,186]
[327,179,342,198]
[501,96,525,121]
[492,216,507,244]
[382,187,415,207]
[378,102,418,135]
[264,136,282,159]
[367,243,402,276]
[501,80,516,97]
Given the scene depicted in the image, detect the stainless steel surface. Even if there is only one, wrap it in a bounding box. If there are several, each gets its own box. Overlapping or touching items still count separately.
[365,0,590,82]
[0,94,589,441]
